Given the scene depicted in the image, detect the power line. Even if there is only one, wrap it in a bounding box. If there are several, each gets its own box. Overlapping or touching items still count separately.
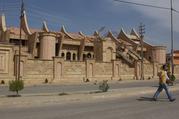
[27,14,63,24]
[114,0,179,14]
[114,0,170,10]
[0,1,68,27]
[26,4,51,13]
[1,1,68,25]
[27,9,63,20]
[26,4,64,18]
[173,9,179,14]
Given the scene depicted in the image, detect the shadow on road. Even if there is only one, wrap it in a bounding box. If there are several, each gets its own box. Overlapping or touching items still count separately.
[6,95,22,97]
[137,97,168,102]
[137,97,154,101]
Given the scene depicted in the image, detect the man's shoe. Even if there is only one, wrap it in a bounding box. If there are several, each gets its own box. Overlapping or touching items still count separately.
[153,98,157,101]
[170,99,176,102]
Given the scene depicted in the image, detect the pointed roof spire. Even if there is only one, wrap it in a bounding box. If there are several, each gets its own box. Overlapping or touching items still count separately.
[118,28,127,39]
[106,30,113,37]
[20,0,32,35]
[93,31,99,36]
[131,28,139,38]
[0,14,7,32]
[42,21,49,32]
[60,25,74,39]
[60,25,66,33]
[21,11,32,35]
[79,31,85,36]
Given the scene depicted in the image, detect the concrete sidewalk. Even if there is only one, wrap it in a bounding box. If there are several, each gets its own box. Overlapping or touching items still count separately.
[0,83,178,108]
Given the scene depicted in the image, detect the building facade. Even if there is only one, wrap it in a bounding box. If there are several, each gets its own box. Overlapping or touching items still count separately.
[1,11,177,84]
[174,51,179,65]
[167,50,179,65]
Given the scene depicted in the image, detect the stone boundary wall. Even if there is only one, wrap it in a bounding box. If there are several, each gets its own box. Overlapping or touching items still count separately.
[23,59,53,81]
[120,63,135,80]
[144,63,155,79]
[63,61,86,78]
[20,58,179,82]
[53,57,157,82]
[3,56,179,83]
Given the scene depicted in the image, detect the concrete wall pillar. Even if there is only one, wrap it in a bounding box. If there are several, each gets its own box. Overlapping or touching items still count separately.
[135,61,141,80]
[14,53,27,79]
[76,53,78,61]
[53,57,64,80]
[70,52,73,61]
[111,60,120,80]
[153,62,158,78]
[86,59,95,80]
[28,32,38,57]
[79,38,85,61]
[62,51,66,60]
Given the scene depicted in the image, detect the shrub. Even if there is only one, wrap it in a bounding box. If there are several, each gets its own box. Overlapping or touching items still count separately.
[9,80,24,96]
[170,75,176,81]
[99,80,109,92]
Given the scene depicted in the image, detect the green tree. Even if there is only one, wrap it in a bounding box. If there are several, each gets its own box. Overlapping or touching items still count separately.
[9,80,24,96]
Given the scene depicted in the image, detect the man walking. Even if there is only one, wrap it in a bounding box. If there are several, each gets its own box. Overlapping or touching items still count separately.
[153,64,176,102]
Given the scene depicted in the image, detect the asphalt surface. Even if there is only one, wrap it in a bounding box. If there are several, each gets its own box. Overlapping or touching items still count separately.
[0,89,178,119]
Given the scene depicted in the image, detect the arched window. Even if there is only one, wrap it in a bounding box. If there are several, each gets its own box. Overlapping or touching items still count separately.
[73,53,76,60]
[83,54,86,61]
[87,53,91,59]
[66,52,71,61]
[149,56,152,61]
[61,53,65,57]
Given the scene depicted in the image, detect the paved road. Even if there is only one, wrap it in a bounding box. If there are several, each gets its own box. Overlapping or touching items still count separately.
[0,90,178,119]
[1,80,178,96]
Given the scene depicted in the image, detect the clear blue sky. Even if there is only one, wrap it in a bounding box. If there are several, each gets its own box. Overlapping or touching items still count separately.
[0,0,179,52]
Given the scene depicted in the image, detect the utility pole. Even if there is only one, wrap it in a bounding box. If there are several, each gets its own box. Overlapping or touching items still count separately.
[139,23,145,80]
[170,0,174,76]
[17,0,24,80]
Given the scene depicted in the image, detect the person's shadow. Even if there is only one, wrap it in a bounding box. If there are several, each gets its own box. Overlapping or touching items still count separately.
[137,97,168,102]
[137,97,154,101]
